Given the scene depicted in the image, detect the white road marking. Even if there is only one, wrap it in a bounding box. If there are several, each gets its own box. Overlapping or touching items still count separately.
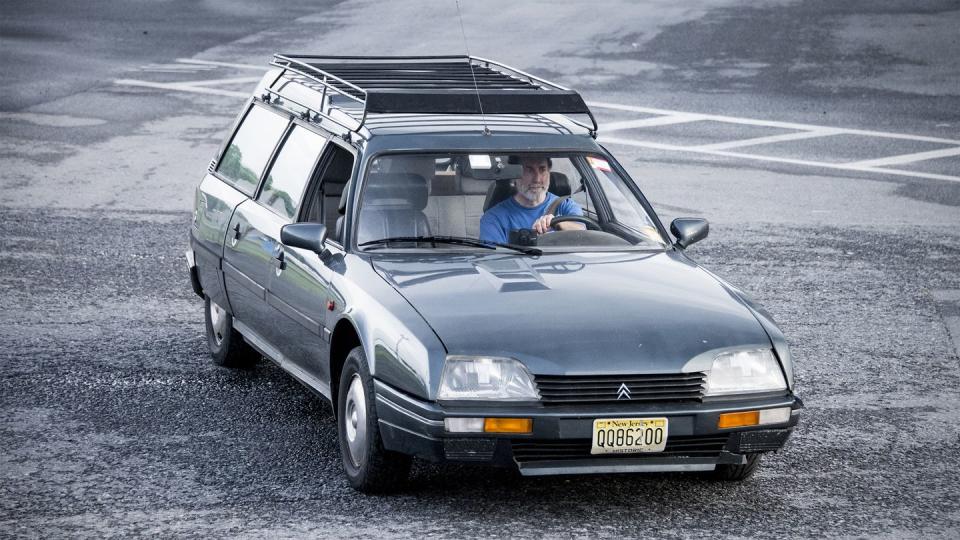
[114,62,960,183]
[140,63,216,72]
[601,114,702,132]
[176,77,264,87]
[175,58,266,70]
[693,129,843,150]
[588,101,960,146]
[0,112,107,127]
[846,146,960,168]
[139,69,206,74]
[113,79,248,98]
[599,135,960,183]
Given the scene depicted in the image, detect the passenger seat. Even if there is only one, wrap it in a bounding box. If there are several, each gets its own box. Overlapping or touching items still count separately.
[356,173,431,244]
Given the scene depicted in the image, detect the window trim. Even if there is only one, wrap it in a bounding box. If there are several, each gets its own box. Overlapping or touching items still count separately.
[253,122,329,222]
[295,131,357,251]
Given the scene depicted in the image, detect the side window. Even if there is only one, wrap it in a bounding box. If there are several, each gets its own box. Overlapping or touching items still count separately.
[217,105,288,195]
[258,126,326,220]
[299,143,355,245]
[584,155,660,240]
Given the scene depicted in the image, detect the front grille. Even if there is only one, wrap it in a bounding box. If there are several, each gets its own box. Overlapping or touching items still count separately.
[535,372,706,405]
[511,435,729,464]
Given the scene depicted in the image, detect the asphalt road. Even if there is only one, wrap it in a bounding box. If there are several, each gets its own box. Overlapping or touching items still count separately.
[2,0,959,538]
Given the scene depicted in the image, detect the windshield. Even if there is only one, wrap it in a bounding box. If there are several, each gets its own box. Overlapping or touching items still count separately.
[355,152,667,252]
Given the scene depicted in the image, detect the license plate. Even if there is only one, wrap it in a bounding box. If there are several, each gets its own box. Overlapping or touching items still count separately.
[591,417,668,455]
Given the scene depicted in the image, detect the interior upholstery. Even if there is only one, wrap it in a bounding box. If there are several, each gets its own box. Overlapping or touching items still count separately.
[356,173,431,243]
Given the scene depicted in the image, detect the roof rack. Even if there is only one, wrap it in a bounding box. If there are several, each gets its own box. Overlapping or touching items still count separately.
[268,54,598,137]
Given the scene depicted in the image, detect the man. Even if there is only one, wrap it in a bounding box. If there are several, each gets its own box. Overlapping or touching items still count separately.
[479,156,585,244]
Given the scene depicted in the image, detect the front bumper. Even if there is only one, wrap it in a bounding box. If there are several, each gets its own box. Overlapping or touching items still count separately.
[374,380,801,476]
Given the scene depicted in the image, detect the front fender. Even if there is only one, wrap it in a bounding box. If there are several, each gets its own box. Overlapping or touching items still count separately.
[698,267,796,390]
[328,253,447,400]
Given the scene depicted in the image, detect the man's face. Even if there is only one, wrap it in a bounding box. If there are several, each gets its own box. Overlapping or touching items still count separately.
[516,158,551,204]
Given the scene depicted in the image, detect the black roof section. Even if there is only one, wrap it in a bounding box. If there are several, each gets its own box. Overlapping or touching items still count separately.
[267,54,598,137]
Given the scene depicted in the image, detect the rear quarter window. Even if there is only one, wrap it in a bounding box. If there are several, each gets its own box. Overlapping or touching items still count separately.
[217,105,289,195]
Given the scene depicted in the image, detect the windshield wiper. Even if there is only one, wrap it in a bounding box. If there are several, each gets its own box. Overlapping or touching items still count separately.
[359,235,541,255]
[488,241,542,256]
[359,235,494,250]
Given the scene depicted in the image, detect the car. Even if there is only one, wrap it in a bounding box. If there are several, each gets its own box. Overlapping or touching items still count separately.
[186,54,802,492]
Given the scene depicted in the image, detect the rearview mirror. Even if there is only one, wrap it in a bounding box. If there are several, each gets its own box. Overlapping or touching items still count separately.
[670,218,708,249]
[281,223,328,254]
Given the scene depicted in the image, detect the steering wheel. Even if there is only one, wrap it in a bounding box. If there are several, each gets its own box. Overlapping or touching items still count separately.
[550,215,602,231]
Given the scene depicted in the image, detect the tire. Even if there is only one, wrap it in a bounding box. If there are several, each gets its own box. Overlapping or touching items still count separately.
[710,453,762,481]
[337,346,412,493]
[203,296,259,368]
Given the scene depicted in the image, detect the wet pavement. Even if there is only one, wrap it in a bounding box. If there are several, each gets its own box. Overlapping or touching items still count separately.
[1,0,959,538]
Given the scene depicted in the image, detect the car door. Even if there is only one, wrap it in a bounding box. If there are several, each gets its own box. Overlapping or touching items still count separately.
[217,103,290,325]
[267,140,356,392]
[222,123,327,358]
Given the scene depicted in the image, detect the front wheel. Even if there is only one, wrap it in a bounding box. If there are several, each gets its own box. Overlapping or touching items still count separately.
[338,346,412,493]
[710,453,762,481]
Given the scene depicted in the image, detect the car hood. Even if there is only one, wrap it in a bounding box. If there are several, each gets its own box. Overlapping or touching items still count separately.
[370,250,771,376]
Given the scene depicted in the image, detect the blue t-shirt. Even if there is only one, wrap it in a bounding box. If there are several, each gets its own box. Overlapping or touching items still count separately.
[479,193,583,244]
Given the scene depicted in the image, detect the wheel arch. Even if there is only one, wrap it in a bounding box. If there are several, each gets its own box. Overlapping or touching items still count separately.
[329,317,362,416]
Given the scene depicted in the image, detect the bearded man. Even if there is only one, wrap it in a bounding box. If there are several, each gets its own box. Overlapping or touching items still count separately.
[479,156,585,244]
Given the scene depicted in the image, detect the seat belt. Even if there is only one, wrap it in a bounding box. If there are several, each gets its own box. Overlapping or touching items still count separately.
[545,195,568,218]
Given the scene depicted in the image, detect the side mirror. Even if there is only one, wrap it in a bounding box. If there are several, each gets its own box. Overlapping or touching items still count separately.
[281,223,328,254]
[670,218,709,249]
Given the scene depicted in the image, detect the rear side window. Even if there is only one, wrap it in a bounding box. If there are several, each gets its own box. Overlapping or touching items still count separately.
[258,126,326,220]
[217,105,289,195]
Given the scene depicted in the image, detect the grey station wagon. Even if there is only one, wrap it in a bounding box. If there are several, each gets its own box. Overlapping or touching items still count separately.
[186,54,801,492]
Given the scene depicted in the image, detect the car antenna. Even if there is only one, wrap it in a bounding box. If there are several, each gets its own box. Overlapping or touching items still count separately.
[455,0,491,136]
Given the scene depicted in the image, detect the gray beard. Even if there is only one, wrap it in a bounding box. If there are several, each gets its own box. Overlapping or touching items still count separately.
[518,188,547,206]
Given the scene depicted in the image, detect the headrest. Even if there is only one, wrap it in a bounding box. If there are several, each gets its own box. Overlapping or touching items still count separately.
[338,185,349,215]
[362,173,428,210]
[483,179,517,212]
[549,172,571,197]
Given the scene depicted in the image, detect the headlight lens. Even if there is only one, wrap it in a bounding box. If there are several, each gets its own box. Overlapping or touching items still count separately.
[705,349,786,396]
[437,356,539,401]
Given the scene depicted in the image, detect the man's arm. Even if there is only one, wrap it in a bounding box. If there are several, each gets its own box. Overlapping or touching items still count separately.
[551,198,586,232]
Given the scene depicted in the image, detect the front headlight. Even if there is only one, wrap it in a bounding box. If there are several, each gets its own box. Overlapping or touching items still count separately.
[437,356,539,401]
[704,349,786,396]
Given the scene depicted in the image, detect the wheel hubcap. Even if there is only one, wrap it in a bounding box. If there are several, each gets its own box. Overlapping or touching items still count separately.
[344,374,368,468]
[209,300,227,346]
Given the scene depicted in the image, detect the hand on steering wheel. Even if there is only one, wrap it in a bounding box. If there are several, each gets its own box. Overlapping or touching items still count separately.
[531,213,555,235]
[549,215,602,231]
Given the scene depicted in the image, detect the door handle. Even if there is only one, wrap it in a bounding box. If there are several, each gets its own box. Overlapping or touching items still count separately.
[271,246,285,271]
[230,223,241,246]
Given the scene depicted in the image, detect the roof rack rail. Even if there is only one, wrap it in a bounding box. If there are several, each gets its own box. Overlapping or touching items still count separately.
[268,54,598,136]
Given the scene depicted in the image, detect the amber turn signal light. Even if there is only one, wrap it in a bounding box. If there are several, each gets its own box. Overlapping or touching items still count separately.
[717,410,760,429]
[483,417,533,434]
